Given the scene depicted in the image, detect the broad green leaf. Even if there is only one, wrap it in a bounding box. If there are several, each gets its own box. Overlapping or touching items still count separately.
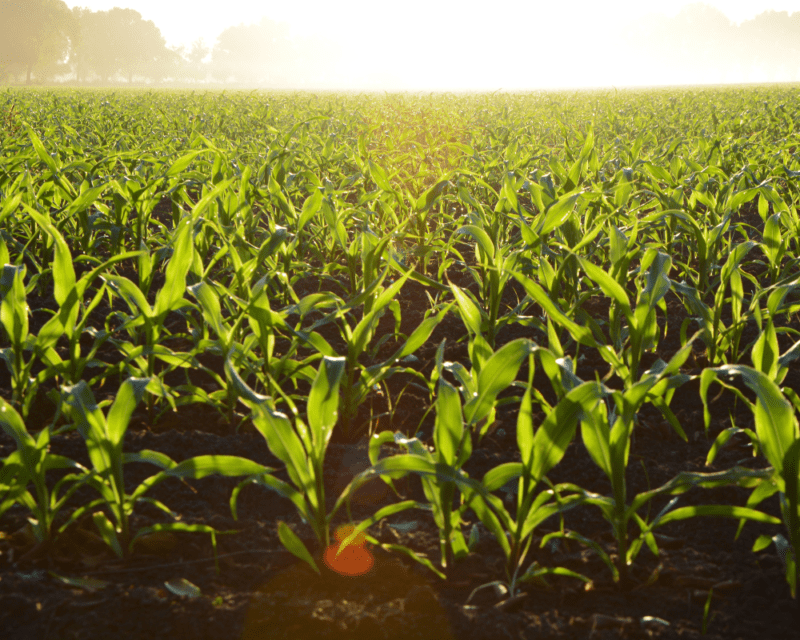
[154,219,194,318]
[450,282,482,336]
[654,505,781,527]
[25,209,76,308]
[514,273,596,347]
[0,265,28,347]
[537,192,580,235]
[517,389,534,469]
[415,179,449,212]
[188,281,225,339]
[297,189,322,234]
[103,275,153,318]
[456,225,495,261]
[165,150,205,177]
[464,339,533,428]
[580,258,632,318]
[751,321,779,380]
[92,511,123,557]
[534,381,606,482]
[251,405,312,492]
[277,521,320,575]
[191,178,235,220]
[106,378,149,448]
[307,356,346,451]
[368,159,393,192]
[434,379,464,467]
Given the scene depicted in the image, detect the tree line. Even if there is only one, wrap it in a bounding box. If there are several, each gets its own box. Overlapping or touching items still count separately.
[0,0,338,86]
[624,4,800,84]
[2,1,800,86]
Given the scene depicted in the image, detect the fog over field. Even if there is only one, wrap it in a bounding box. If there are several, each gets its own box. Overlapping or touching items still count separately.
[3,0,800,87]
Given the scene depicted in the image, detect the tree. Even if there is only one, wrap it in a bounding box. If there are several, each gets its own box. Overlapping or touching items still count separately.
[211,18,294,85]
[177,38,210,83]
[72,7,172,83]
[737,11,800,81]
[0,0,74,83]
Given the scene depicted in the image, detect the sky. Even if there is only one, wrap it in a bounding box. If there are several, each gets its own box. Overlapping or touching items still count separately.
[64,0,800,89]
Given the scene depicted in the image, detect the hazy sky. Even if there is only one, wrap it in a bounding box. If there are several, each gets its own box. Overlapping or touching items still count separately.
[64,1,800,88]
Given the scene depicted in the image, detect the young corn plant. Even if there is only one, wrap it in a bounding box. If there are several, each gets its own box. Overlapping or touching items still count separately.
[578,248,674,388]
[103,217,196,419]
[450,220,522,348]
[340,339,570,576]
[464,372,601,601]
[233,356,436,575]
[306,268,448,441]
[25,209,143,395]
[61,378,268,557]
[0,264,38,417]
[672,239,759,366]
[0,398,88,549]
[338,383,516,577]
[563,339,780,587]
[364,376,479,570]
[702,363,800,600]
[447,285,534,441]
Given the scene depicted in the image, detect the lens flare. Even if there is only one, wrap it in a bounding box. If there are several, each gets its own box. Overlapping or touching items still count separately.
[323,524,374,577]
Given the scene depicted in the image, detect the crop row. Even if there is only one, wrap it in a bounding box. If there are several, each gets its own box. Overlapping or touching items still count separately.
[0,87,799,604]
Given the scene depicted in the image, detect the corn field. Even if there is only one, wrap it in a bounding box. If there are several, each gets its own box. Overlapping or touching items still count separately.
[1,86,799,639]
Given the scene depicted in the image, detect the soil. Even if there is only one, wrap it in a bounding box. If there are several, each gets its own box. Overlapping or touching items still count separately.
[2,208,800,639]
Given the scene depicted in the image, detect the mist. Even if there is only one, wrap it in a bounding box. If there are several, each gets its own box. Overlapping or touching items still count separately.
[3,1,800,88]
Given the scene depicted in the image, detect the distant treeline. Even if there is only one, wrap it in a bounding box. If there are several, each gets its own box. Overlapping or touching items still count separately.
[623,4,800,84]
[0,0,339,86]
[1,1,799,86]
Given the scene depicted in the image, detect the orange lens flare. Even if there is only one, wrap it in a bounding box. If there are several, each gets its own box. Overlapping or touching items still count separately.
[323,524,374,577]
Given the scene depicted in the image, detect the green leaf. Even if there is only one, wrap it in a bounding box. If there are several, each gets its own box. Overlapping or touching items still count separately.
[26,124,61,177]
[751,321,779,380]
[154,219,194,318]
[0,193,21,226]
[307,356,346,452]
[251,404,312,493]
[450,282,483,336]
[0,265,28,347]
[535,381,606,482]
[434,379,464,467]
[654,505,781,527]
[391,308,448,362]
[580,258,632,319]
[368,159,393,192]
[297,189,322,234]
[165,150,205,177]
[713,366,798,476]
[191,178,235,220]
[92,511,123,557]
[65,184,105,218]
[517,389,534,469]
[514,273,596,347]
[335,500,425,553]
[415,179,450,212]
[752,534,774,553]
[25,209,76,308]
[464,339,533,429]
[188,281,225,339]
[103,275,153,319]
[456,225,495,261]
[277,521,320,575]
[106,378,149,448]
[537,192,580,236]
[164,577,202,598]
